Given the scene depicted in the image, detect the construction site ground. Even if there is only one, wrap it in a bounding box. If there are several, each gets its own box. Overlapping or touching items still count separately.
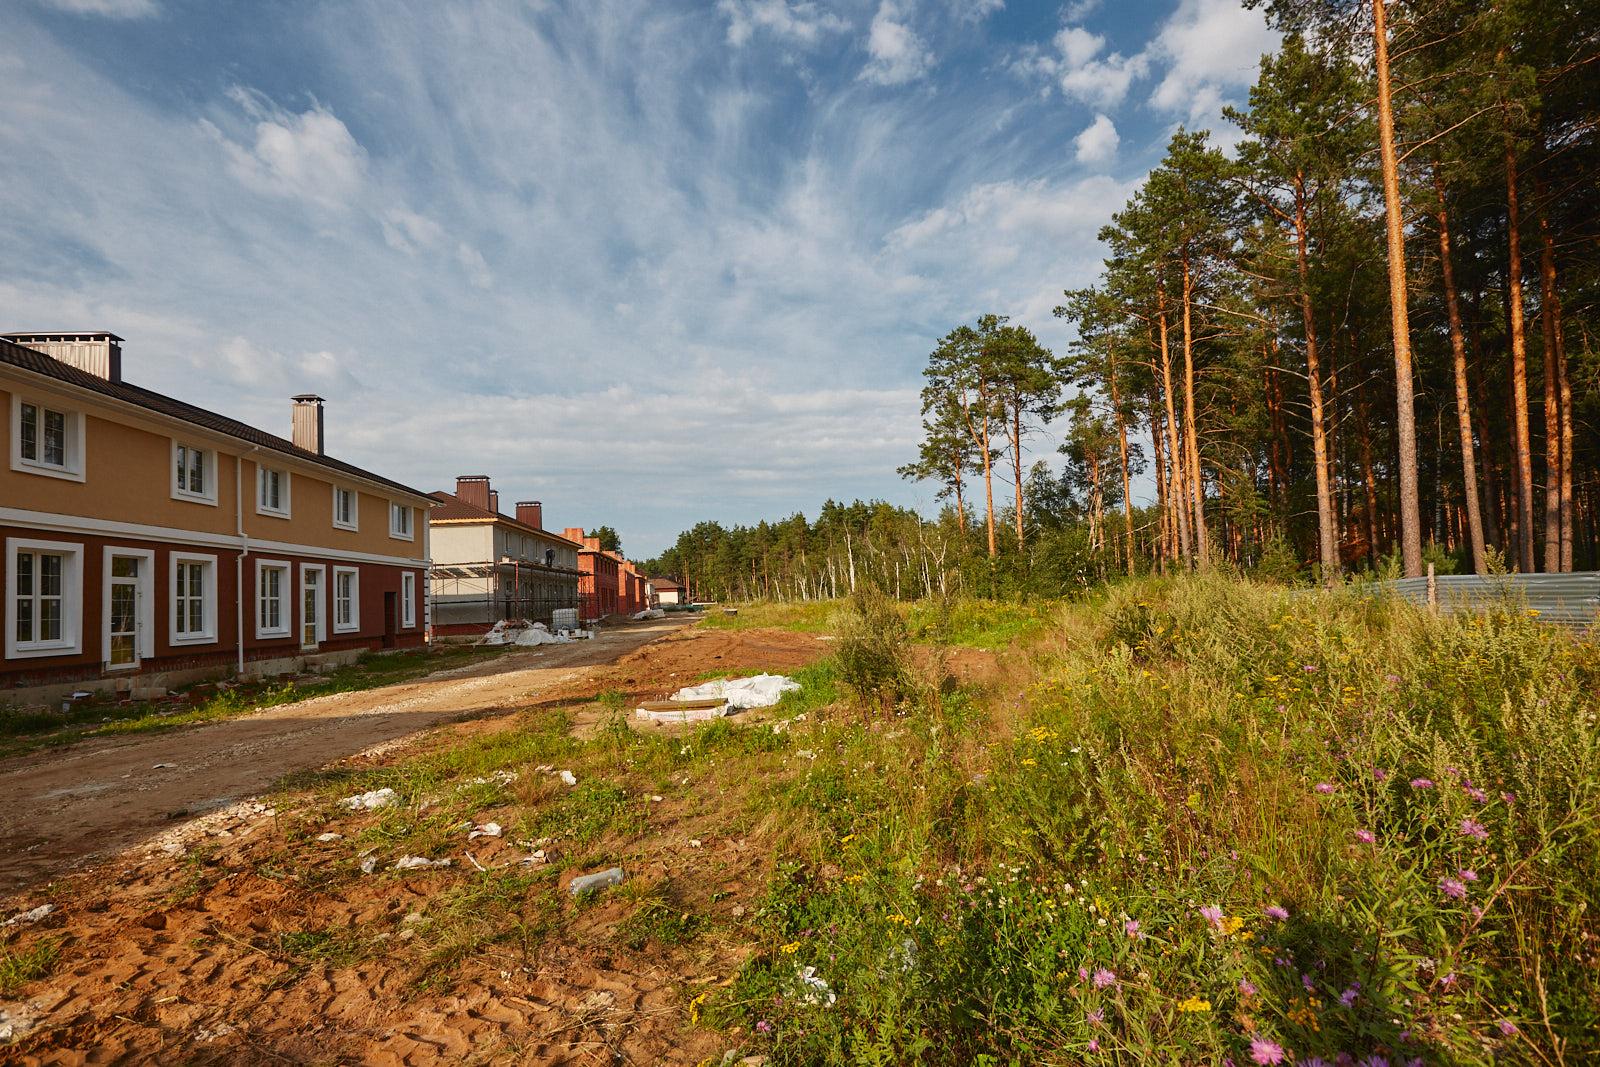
[0,618,837,1065]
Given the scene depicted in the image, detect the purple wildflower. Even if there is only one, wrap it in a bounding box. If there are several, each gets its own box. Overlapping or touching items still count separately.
[1092,967,1117,989]
[1459,868,1478,882]
[1354,828,1376,844]
[1302,664,1318,672]
[1498,1020,1519,1037]
[1502,791,1517,805]
[755,1019,775,1035]
[1315,782,1335,795]
[1123,919,1142,939]
[1249,1037,1287,1065]
[1200,904,1225,930]
[1373,767,1389,782]
[1302,972,1315,991]
[1439,877,1468,899]
[1460,818,1489,841]
[1465,785,1489,803]
[1410,778,1434,790]
[1087,1008,1104,1025]
[1087,1038,1100,1052]
[1340,981,1361,1007]
[1440,972,1457,988]
[1265,905,1289,921]
[1078,966,1089,981]
[1239,978,1257,996]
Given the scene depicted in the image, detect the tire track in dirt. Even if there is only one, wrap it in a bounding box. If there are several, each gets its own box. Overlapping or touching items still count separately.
[0,619,693,891]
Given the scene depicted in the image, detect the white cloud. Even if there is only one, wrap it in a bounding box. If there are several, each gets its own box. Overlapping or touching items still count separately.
[381,208,445,254]
[211,90,368,211]
[455,242,493,289]
[717,0,848,47]
[1147,0,1278,123]
[1073,113,1119,164]
[948,0,1003,21]
[34,0,158,16]
[860,1,933,86]
[1014,25,1148,110]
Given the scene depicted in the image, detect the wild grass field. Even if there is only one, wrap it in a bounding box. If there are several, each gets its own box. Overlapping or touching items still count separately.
[6,579,1594,1065]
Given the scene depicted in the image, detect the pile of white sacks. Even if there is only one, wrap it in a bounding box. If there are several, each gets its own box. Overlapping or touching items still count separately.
[478,620,593,647]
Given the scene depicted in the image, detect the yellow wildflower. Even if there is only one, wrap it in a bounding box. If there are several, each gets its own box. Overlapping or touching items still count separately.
[779,941,800,954]
[1221,916,1246,936]
[1021,758,1038,767]
[1177,996,1212,1013]
[886,912,912,926]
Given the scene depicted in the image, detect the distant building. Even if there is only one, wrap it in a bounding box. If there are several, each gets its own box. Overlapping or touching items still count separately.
[428,476,581,633]
[1,332,432,699]
[651,577,684,606]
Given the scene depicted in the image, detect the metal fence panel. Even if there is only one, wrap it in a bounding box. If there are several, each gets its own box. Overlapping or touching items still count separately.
[1379,572,1600,631]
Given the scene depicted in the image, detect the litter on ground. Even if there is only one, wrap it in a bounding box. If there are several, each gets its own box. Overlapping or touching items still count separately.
[557,769,578,786]
[341,787,398,811]
[637,674,801,721]
[468,822,502,840]
[394,855,452,871]
[569,866,624,895]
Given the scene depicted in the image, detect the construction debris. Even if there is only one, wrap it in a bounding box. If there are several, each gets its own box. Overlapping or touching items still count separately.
[477,620,593,647]
[340,787,399,811]
[4,904,54,927]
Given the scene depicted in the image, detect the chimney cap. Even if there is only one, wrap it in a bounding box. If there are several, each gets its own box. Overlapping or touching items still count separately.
[3,330,125,343]
[292,393,326,403]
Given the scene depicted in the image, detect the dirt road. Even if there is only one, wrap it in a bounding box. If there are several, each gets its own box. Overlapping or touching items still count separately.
[0,618,691,891]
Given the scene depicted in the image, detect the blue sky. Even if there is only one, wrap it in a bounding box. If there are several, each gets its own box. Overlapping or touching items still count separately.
[1,0,1276,557]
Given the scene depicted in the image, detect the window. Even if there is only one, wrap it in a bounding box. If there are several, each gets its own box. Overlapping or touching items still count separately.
[10,395,85,482]
[6,537,83,657]
[389,502,414,540]
[401,571,417,628]
[171,442,217,504]
[333,566,360,633]
[332,486,358,531]
[170,552,218,644]
[257,465,290,517]
[255,560,291,638]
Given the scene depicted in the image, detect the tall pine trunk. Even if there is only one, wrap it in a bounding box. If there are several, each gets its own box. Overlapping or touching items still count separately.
[1294,179,1339,580]
[1108,349,1136,574]
[1503,140,1537,572]
[1010,406,1025,550]
[1150,398,1171,571]
[1156,288,1193,566]
[1433,171,1489,573]
[1180,253,1209,566]
[1372,0,1423,578]
[1537,199,1562,571]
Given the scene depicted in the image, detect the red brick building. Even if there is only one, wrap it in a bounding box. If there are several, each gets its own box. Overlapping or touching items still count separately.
[563,528,618,621]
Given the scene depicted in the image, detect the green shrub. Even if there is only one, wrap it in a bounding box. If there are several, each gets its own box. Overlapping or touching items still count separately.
[831,587,915,708]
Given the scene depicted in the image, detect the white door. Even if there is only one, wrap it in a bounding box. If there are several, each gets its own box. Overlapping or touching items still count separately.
[107,555,142,669]
[301,565,324,650]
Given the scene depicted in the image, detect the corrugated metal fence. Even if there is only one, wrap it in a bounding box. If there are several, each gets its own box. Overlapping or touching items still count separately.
[1381,571,1600,631]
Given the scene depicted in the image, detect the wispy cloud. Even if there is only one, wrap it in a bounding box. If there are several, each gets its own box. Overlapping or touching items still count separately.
[0,0,1278,550]
[33,0,158,17]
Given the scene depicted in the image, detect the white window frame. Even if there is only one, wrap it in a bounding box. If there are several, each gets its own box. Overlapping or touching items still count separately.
[401,571,417,628]
[254,558,292,639]
[5,537,84,658]
[101,547,155,670]
[170,440,218,505]
[332,485,359,531]
[169,551,219,645]
[256,465,291,518]
[389,502,414,541]
[9,394,86,483]
[299,563,326,649]
[332,565,360,633]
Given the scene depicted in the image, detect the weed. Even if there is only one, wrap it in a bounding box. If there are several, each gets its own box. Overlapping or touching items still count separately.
[0,936,62,995]
[831,587,914,709]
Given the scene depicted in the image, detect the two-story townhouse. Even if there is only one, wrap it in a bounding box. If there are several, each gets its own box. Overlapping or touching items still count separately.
[428,475,582,634]
[563,528,620,621]
[1,333,434,700]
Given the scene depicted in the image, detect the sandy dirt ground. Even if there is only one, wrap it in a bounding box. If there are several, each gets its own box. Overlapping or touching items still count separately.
[0,622,833,1066]
[0,619,697,893]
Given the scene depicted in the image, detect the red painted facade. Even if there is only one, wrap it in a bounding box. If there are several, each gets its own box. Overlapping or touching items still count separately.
[562,529,653,619]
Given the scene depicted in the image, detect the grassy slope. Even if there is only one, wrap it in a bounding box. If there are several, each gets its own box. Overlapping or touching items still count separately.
[18,586,1593,1063]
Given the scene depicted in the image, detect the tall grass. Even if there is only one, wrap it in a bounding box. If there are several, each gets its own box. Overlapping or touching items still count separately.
[718,575,1600,1065]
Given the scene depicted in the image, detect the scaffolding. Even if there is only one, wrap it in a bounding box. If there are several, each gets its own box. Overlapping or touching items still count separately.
[429,559,582,630]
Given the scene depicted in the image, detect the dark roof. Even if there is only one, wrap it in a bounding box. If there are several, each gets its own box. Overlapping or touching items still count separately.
[651,577,683,589]
[427,491,580,547]
[0,337,431,501]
